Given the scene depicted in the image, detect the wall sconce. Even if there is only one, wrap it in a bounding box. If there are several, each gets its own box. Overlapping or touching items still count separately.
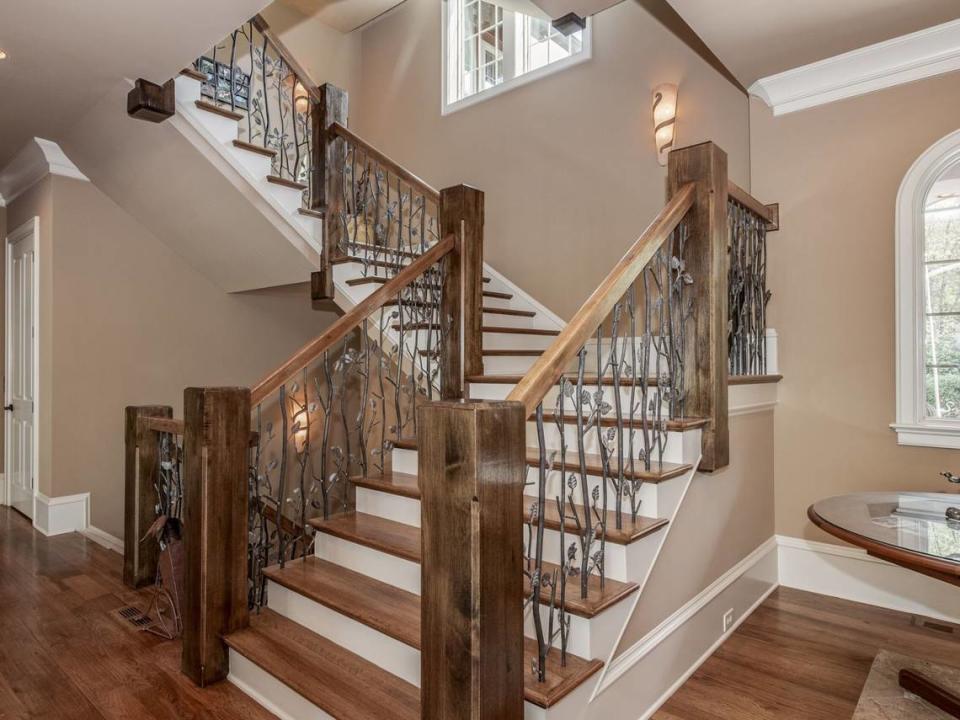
[652,83,678,167]
[294,82,310,114]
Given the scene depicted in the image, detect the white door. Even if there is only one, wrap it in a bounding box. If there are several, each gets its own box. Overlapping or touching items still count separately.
[5,220,36,520]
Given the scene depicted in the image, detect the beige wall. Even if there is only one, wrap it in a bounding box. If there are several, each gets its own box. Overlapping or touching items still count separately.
[616,411,775,651]
[750,74,960,541]
[353,0,750,319]
[263,1,363,98]
[5,175,335,538]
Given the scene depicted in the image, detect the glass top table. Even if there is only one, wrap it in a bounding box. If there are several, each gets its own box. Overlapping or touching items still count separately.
[810,492,960,568]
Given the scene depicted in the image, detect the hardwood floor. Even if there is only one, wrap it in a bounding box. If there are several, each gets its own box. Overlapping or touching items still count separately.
[3,505,957,720]
[0,507,274,720]
[655,586,960,719]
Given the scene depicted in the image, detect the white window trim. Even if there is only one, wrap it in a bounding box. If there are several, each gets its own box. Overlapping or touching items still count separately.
[441,0,592,116]
[892,127,960,449]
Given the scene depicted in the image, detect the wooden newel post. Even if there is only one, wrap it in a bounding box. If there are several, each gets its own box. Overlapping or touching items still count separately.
[667,142,730,471]
[310,83,349,301]
[181,387,251,687]
[418,400,526,720]
[123,405,173,588]
[440,184,485,392]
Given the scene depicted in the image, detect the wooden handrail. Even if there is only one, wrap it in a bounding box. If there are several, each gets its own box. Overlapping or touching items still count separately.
[728,180,778,230]
[506,183,696,416]
[329,122,441,204]
[251,14,323,103]
[251,235,456,405]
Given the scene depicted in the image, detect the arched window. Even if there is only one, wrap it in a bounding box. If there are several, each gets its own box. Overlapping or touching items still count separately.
[894,129,960,448]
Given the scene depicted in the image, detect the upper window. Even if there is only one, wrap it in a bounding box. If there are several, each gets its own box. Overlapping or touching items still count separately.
[894,130,960,448]
[442,0,590,114]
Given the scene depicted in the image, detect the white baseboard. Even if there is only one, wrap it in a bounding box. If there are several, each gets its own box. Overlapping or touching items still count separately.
[33,491,89,536]
[777,534,960,624]
[80,525,124,554]
[585,537,778,719]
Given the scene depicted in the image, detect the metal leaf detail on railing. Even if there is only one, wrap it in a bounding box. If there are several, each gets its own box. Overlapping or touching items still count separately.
[728,198,770,375]
[526,221,692,675]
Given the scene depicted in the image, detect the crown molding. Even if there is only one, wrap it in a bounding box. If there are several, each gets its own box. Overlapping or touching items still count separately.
[0,137,89,207]
[749,19,960,116]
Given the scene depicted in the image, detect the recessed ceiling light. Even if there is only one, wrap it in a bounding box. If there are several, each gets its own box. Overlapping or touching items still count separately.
[0,50,7,60]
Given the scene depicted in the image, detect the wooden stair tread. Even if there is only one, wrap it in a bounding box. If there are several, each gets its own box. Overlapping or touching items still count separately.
[180,67,206,81]
[297,206,325,219]
[524,500,667,545]
[266,174,307,191]
[352,471,421,498]
[232,139,276,158]
[256,558,603,707]
[194,99,243,120]
[334,254,491,281]
[525,447,691,483]
[526,560,639,618]
[729,373,782,385]
[539,412,709,432]
[309,511,420,562]
[484,349,545,356]
[264,557,420,648]
[349,275,491,286]
[224,609,420,719]
[483,289,513,299]
[524,638,604,708]
[482,326,560,335]
[482,306,536,317]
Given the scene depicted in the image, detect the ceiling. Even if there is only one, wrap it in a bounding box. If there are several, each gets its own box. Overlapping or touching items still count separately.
[277,0,407,32]
[0,0,267,169]
[664,0,960,87]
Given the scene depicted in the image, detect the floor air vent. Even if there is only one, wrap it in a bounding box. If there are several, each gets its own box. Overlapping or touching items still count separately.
[116,606,155,630]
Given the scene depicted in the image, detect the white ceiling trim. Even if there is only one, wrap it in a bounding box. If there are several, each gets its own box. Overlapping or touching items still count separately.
[0,138,89,207]
[749,19,960,116]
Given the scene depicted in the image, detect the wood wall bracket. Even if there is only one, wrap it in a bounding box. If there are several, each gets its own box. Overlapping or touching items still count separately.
[127,79,176,123]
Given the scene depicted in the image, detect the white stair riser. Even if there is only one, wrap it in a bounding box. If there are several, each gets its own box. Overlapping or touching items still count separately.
[267,581,421,686]
[183,102,241,144]
[483,354,540,374]
[393,447,418,475]
[526,525,663,583]
[174,75,202,104]
[483,331,558,351]
[291,213,323,244]
[314,533,420,595]
[266,182,306,214]
[229,650,335,720]
[230,146,273,181]
[529,421,692,465]
[481,311,537,329]
[356,486,421,527]
[523,466,659,519]
[525,591,633,660]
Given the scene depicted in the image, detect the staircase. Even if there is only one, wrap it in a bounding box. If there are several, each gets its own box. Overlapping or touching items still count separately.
[122,13,780,720]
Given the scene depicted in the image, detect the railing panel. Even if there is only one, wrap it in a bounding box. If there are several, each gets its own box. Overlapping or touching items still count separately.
[728,196,772,376]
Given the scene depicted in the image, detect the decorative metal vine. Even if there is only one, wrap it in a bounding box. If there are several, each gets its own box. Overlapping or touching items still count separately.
[245,253,451,610]
[728,198,771,375]
[526,222,692,679]
[195,20,313,192]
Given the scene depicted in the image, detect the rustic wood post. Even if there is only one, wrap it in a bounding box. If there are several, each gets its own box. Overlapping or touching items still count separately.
[418,400,526,719]
[123,405,173,588]
[668,142,730,471]
[181,387,251,687]
[310,83,349,301]
[440,184,485,392]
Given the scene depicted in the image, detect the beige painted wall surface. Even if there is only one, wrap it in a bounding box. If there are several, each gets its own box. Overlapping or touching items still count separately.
[353,0,749,319]
[750,75,960,541]
[6,178,55,498]
[615,411,774,652]
[263,1,363,97]
[9,175,335,538]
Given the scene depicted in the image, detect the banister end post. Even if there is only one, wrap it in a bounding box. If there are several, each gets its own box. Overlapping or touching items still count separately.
[667,142,730,471]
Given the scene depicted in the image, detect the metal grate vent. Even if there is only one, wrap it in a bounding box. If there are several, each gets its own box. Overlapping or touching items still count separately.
[116,606,154,629]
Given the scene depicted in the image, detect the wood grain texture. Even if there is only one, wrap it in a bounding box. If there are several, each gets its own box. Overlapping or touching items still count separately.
[668,143,729,471]
[250,235,454,405]
[194,100,242,121]
[224,609,420,720]
[123,405,172,588]
[418,400,526,719]
[0,507,276,720]
[126,78,175,123]
[655,587,960,720]
[506,183,695,416]
[525,501,667,545]
[439,187,465,399]
[309,511,421,562]
[181,387,251,687]
[314,83,348,274]
[231,139,276,158]
[728,180,778,230]
[440,185,486,381]
[265,175,306,191]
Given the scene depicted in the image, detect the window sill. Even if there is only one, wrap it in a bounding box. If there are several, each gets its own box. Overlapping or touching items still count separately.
[442,43,592,116]
[890,422,960,449]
